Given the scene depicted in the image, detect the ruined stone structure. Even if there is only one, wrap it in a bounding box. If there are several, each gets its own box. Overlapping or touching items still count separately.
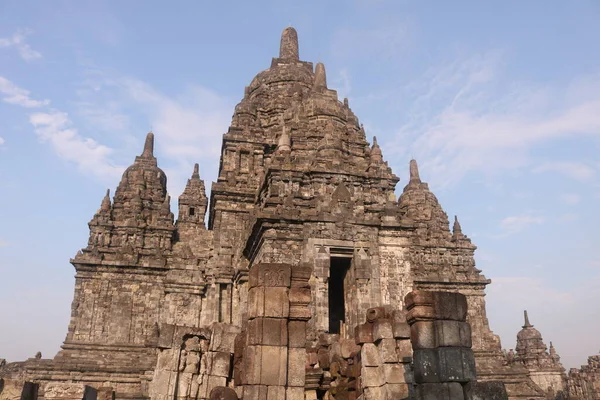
[503,311,567,398]
[1,27,599,400]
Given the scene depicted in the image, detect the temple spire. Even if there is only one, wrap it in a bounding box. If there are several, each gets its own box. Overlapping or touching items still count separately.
[370,136,383,163]
[453,215,463,235]
[192,163,200,179]
[279,27,299,60]
[523,310,533,328]
[141,132,154,158]
[409,159,421,183]
[314,62,327,90]
[100,189,111,212]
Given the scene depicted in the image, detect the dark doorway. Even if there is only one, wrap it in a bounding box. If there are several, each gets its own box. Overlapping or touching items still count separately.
[328,257,351,334]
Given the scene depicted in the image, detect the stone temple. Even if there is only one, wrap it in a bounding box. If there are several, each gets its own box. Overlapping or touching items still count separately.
[1,27,599,400]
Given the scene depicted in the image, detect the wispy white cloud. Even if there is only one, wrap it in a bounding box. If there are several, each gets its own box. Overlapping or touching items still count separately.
[391,53,600,187]
[0,239,9,247]
[499,214,544,235]
[0,137,5,146]
[0,29,42,61]
[29,111,123,182]
[74,69,232,196]
[533,161,596,182]
[0,76,49,108]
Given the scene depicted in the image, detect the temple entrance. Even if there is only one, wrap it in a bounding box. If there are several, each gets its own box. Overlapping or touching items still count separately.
[328,256,351,334]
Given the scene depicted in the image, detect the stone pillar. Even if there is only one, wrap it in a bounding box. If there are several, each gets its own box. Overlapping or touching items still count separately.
[287,264,311,400]
[405,290,508,400]
[242,263,291,399]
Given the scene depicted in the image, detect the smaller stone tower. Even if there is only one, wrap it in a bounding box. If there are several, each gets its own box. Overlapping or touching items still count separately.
[514,310,567,395]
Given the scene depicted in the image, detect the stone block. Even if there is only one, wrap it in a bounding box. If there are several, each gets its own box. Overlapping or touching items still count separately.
[413,349,439,383]
[307,349,318,366]
[415,382,464,400]
[393,321,411,339]
[392,309,408,323]
[396,339,413,361]
[317,347,330,369]
[404,290,434,310]
[291,264,312,287]
[289,304,312,320]
[463,381,508,400]
[361,365,385,388]
[249,263,291,288]
[97,387,114,400]
[289,287,311,304]
[329,341,342,361]
[288,348,307,387]
[260,346,288,386]
[207,376,227,396]
[373,319,393,341]
[248,287,265,319]
[242,385,267,400]
[363,385,388,400]
[360,343,382,367]
[341,338,360,359]
[210,323,240,353]
[377,338,398,363]
[406,304,436,324]
[286,387,304,400]
[386,383,410,399]
[243,345,262,385]
[248,318,288,346]
[354,323,374,344]
[44,382,86,400]
[210,351,232,377]
[266,385,285,400]
[288,320,306,348]
[318,333,339,346]
[383,363,406,384]
[437,347,476,382]
[410,321,435,349]
[304,390,318,400]
[434,320,472,348]
[264,287,289,318]
[433,292,468,322]
[157,323,176,348]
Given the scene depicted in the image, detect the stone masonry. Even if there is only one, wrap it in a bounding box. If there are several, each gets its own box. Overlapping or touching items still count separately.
[1,27,599,400]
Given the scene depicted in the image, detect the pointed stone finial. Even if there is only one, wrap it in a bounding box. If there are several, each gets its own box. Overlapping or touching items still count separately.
[523,310,533,328]
[343,98,349,107]
[314,62,327,90]
[370,136,383,163]
[277,122,291,152]
[409,159,421,183]
[279,27,299,60]
[453,215,463,235]
[192,163,200,179]
[100,189,111,212]
[141,132,154,158]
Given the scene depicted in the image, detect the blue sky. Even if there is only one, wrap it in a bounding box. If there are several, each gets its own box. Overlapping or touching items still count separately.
[1,1,599,369]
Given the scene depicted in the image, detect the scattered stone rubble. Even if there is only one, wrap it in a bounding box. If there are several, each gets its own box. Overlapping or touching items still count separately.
[1,27,599,400]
